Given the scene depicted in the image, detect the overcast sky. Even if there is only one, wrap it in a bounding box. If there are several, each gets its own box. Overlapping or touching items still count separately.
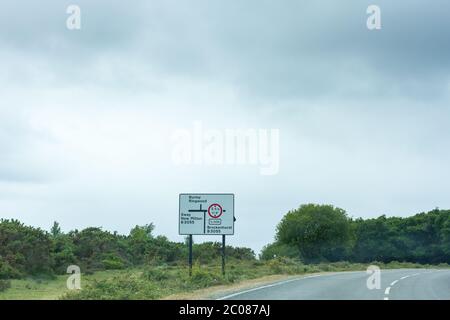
[1,0,449,253]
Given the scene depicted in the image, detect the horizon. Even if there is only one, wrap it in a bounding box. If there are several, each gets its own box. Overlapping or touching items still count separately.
[1,204,445,255]
[1,0,450,254]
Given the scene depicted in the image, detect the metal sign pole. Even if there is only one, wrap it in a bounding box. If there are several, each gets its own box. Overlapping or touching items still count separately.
[222,234,226,276]
[179,194,235,277]
[189,234,193,277]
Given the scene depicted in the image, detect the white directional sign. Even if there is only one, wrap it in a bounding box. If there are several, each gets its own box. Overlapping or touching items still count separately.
[179,194,235,235]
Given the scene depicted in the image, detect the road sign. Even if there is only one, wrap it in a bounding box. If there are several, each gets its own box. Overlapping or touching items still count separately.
[179,194,234,235]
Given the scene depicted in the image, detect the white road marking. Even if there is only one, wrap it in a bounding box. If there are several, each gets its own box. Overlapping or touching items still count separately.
[216,274,323,300]
[383,271,430,300]
[217,271,366,300]
[218,269,446,301]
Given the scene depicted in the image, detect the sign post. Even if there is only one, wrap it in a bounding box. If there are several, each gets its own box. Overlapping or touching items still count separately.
[188,234,193,277]
[222,235,226,276]
[179,194,235,276]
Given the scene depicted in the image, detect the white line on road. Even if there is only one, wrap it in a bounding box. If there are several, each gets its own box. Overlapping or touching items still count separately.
[217,274,323,300]
[383,271,429,300]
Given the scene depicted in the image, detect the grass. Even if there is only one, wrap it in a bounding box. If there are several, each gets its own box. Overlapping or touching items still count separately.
[0,269,130,300]
[0,259,448,300]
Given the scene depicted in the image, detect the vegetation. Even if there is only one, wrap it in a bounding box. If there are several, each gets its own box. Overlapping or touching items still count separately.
[261,205,450,264]
[0,220,54,278]
[0,219,255,280]
[0,259,445,300]
[0,269,128,300]
[0,204,449,299]
[0,280,11,292]
[274,204,353,262]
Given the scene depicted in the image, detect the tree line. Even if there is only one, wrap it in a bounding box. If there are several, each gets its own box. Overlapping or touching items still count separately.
[1,204,449,279]
[0,220,255,279]
[261,204,450,264]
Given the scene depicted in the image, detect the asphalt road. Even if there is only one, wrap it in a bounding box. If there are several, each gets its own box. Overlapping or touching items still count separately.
[218,269,450,300]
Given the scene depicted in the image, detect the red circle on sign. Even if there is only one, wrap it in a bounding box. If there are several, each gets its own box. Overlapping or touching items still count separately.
[208,204,223,218]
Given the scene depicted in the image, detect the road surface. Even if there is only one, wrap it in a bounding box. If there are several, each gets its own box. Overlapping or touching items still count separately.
[218,269,450,300]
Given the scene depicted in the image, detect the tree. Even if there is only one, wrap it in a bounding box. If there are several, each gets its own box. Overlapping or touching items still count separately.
[352,209,450,264]
[71,227,129,272]
[129,224,154,240]
[275,204,353,262]
[50,221,62,237]
[0,219,53,278]
[260,242,299,260]
[128,224,155,264]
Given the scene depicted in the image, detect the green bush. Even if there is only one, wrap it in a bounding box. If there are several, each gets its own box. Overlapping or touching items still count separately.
[62,274,160,300]
[3,206,450,284]
[225,270,241,283]
[101,254,126,270]
[317,263,332,272]
[276,204,353,263]
[189,268,225,288]
[144,267,171,282]
[251,260,264,267]
[102,259,124,270]
[0,279,11,292]
[0,257,22,279]
[260,242,299,260]
[264,257,305,275]
[266,259,283,274]
[328,261,352,270]
[0,219,53,277]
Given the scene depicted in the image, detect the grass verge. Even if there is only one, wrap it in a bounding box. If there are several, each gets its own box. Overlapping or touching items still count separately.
[0,259,448,300]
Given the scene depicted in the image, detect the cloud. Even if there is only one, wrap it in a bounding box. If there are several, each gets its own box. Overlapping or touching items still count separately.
[0,0,449,252]
[2,1,450,99]
[0,107,48,183]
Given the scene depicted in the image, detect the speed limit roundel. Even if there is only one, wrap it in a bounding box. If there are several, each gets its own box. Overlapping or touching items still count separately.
[208,203,223,219]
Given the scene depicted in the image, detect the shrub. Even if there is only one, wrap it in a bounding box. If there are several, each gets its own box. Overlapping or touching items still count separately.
[225,270,241,283]
[276,204,353,262]
[265,257,305,274]
[62,274,160,300]
[0,219,53,277]
[328,261,352,270]
[0,279,11,292]
[260,242,299,260]
[0,258,22,279]
[317,263,332,272]
[101,254,126,270]
[251,260,264,267]
[144,267,171,282]
[266,259,284,274]
[189,268,225,288]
